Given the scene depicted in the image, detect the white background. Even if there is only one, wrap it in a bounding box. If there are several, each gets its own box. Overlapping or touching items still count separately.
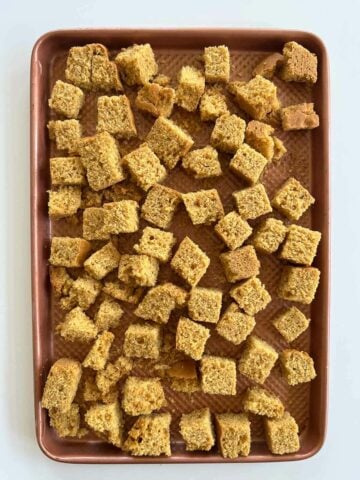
[0,0,358,478]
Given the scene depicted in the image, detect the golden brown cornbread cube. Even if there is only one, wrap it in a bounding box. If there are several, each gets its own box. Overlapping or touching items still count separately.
[48,120,82,153]
[201,355,237,395]
[83,207,109,240]
[65,275,102,310]
[170,378,200,393]
[272,306,310,343]
[118,254,159,287]
[83,331,115,371]
[115,44,158,86]
[264,412,300,454]
[48,186,81,218]
[135,82,175,117]
[97,95,137,139]
[180,408,215,451]
[103,280,144,304]
[122,376,165,416]
[245,120,275,161]
[204,46,230,83]
[176,316,210,361]
[95,297,123,331]
[91,54,123,92]
[146,117,194,169]
[134,227,176,263]
[49,266,73,297]
[200,87,228,121]
[50,157,86,186]
[251,218,288,254]
[81,188,103,208]
[48,80,84,118]
[176,66,205,112]
[273,137,287,160]
[230,143,268,185]
[124,322,161,359]
[42,358,82,413]
[57,307,98,342]
[278,266,320,304]
[233,183,272,220]
[141,184,181,229]
[49,403,82,438]
[215,413,251,458]
[188,287,222,324]
[280,103,319,131]
[182,146,222,179]
[280,41,317,84]
[280,349,316,385]
[272,177,315,221]
[104,200,139,234]
[220,245,260,283]
[81,375,102,403]
[124,413,171,457]
[242,386,285,419]
[210,114,246,153]
[230,277,271,316]
[238,336,278,384]
[171,236,210,286]
[280,225,321,265]
[216,303,255,345]
[103,181,143,203]
[124,144,166,191]
[96,356,133,395]
[182,189,224,225]
[84,242,121,280]
[65,44,102,89]
[85,400,123,447]
[167,360,200,392]
[253,52,284,79]
[215,211,252,250]
[49,237,91,268]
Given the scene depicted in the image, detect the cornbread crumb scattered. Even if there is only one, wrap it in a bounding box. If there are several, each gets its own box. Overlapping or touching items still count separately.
[278,266,320,304]
[238,336,278,384]
[180,408,215,451]
[230,277,271,315]
[215,211,252,250]
[253,52,284,79]
[122,376,165,415]
[57,307,98,342]
[210,114,246,153]
[49,237,91,268]
[280,41,317,84]
[281,103,319,131]
[124,144,166,191]
[104,200,139,234]
[200,87,228,121]
[85,400,123,447]
[118,254,159,287]
[280,225,321,265]
[272,306,310,343]
[251,218,287,254]
[83,331,115,371]
[115,44,158,86]
[95,298,123,331]
[48,120,82,153]
[182,146,222,179]
[201,355,237,395]
[134,227,176,262]
[136,82,175,117]
[141,184,181,229]
[229,143,268,185]
[204,46,230,83]
[216,303,255,345]
[220,246,260,283]
[48,186,81,218]
[242,386,284,418]
[265,412,300,454]
[84,242,120,280]
[233,184,272,220]
[124,413,171,456]
[124,323,161,359]
[182,189,224,225]
[176,316,210,360]
[215,413,250,458]
[97,95,137,139]
[49,80,84,118]
[188,287,222,324]
[176,66,205,112]
[280,349,316,385]
[50,156,86,186]
[171,236,210,286]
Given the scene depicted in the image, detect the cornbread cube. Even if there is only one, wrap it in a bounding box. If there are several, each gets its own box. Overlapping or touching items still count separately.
[83,207,109,240]
[134,227,176,263]
[103,181,143,203]
[200,88,228,121]
[272,178,315,221]
[81,188,103,208]
[176,317,210,361]
[171,237,210,286]
[280,349,316,385]
[210,114,246,153]
[42,358,82,412]
[229,75,280,121]
[96,356,133,395]
[91,54,123,91]
[278,266,320,304]
[48,120,82,153]
[48,80,84,118]
[123,323,161,359]
[115,44,158,86]
[146,117,194,169]
[49,237,91,267]
[238,336,278,384]
[65,44,103,89]
[265,412,300,454]
[48,186,81,218]
[280,103,319,131]
[124,144,166,191]
[272,306,310,343]
[233,184,272,220]
[251,218,288,254]
[188,287,222,324]
[49,403,82,438]
[229,143,268,185]
[280,41,317,84]
[84,242,121,280]
[182,189,224,225]
[242,386,285,419]
[66,275,102,310]
[204,46,230,83]
[135,82,175,117]
[118,254,159,287]
[176,66,205,111]
[215,211,252,250]
[280,225,321,265]
[230,277,271,315]
[273,137,287,160]
[97,95,137,139]
[122,376,165,415]
[253,52,284,79]
[78,132,125,191]
[104,200,139,233]
[182,146,222,179]
[49,266,73,297]
[141,184,181,229]
[82,375,102,403]
[85,401,123,447]
[170,377,200,394]
[220,246,260,283]
[124,413,171,457]
[245,120,275,161]
[83,331,115,371]
[216,303,255,345]
[215,413,251,458]
[95,297,123,331]
[50,157,86,186]
[201,355,237,395]
[180,408,215,451]
[57,307,98,342]
[103,280,144,304]
[167,360,199,394]
[134,283,187,324]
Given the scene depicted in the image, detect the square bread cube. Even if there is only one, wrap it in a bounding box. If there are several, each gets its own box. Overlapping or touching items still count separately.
[280,103,319,131]
[182,189,224,225]
[272,306,310,343]
[233,183,272,220]
[188,287,222,324]
[279,225,321,265]
[83,331,114,371]
[81,188,103,208]
[216,303,255,345]
[115,44,158,86]
[49,266,73,297]
[66,275,102,310]
[201,355,237,395]
[83,207,110,240]
[91,54,123,92]
[245,120,275,161]
[122,376,165,416]
[118,254,159,287]
[278,266,320,304]
[220,245,260,283]
[48,186,81,218]
[171,237,210,286]
[85,400,123,448]
[242,386,285,419]
[251,218,287,254]
[272,178,315,221]
[230,277,271,315]
[176,317,210,361]
[65,44,99,89]
[48,80,84,118]
[49,237,91,267]
[200,88,228,121]
[239,336,278,384]
[210,114,246,153]
[146,117,194,169]
[133,227,176,262]
[182,146,222,179]
[96,356,133,395]
[97,95,137,139]
[265,412,300,454]
[253,52,284,79]
[215,211,252,250]
[49,403,81,438]
[57,307,98,343]
[280,41,317,84]
[84,242,121,280]
[124,413,171,456]
[141,184,181,229]
[103,280,144,304]
[280,349,316,385]
[215,413,250,458]
[180,408,215,451]
[204,46,230,83]
[135,82,175,117]
[48,120,82,153]
[229,143,268,185]
[50,157,86,186]
[176,66,205,111]
[124,144,166,191]
[123,322,161,359]
[95,298,123,331]
[104,200,139,234]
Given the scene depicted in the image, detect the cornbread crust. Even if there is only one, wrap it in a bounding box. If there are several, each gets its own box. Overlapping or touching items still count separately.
[280,103,319,131]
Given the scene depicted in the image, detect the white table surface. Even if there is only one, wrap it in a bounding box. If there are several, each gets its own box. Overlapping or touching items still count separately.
[0,0,358,478]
